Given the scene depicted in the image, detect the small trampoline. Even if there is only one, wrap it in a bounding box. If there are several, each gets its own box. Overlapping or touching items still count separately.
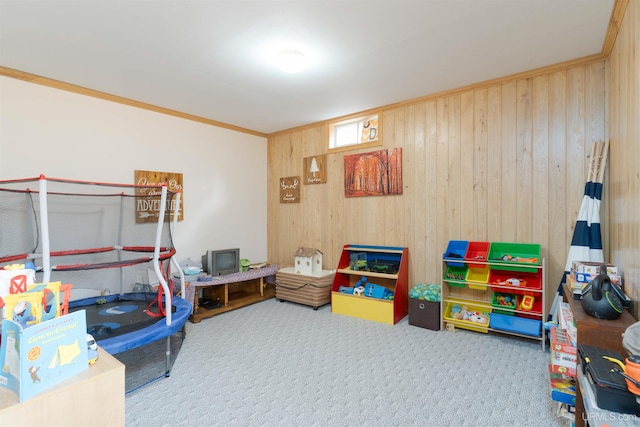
[0,175,191,392]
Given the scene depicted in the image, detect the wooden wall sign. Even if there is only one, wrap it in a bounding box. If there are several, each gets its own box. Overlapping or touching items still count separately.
[344,148,402,197]
[280,176,300,203]
[134,170,184,223]
[303,155,327,184]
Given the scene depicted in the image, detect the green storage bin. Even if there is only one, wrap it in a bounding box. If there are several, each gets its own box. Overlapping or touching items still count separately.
[492,292,517,315]
[487,242,541,273]
[444,265,467,287]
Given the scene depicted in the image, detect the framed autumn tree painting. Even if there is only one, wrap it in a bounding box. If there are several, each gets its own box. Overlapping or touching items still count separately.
[343,148,402,197]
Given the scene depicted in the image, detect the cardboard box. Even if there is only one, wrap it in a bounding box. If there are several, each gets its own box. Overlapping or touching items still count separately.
[550,328,577,375]
[557,302,577,345]
[570,269,622,286]
[571,261,617,276]
[566,274,585,291]
[549,364,576,405]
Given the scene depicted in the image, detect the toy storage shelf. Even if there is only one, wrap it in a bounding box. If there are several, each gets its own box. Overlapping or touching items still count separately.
[331,244,408,325]
[441,240,546,350]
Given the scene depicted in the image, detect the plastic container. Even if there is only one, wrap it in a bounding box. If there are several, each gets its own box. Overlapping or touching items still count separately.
[444,265,468,287]
[443,240,469,267]
[492,292,517,315]
[465,266,490,290]
[464,241,490,262]
[488,270,542,295]
[489,313,541,337]
[444,302,491,333]
[487,242,541,273]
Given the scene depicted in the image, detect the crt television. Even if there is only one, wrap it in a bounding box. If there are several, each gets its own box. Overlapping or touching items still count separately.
[202,248,240,276]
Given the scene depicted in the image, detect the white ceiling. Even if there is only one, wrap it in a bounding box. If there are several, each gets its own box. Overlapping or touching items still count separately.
[0,0,615,135]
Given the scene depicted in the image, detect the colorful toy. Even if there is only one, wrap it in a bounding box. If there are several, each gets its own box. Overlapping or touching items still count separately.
[349,252,368,270]
[339,277,394,300]
[463,310,488,324]
[494,277,528,287]
[87,334,99,365]
[445,268,466,280]
[451,304,463,319]
[368,259,399,274]
[5,293,42,327]
[451,304,489,324]
[2,280,73,327]
[494,293,515,308]
[498,255,539,264]
[364,283,394,300]
[496,295,511,306]
[353,277,367,295]
[519,295,535,310]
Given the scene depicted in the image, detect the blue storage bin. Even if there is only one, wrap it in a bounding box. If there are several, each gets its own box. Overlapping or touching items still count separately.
[444,240,469,267]
[489,313,541,337]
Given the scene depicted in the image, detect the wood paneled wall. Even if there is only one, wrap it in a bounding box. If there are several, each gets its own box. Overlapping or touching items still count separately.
[267,60,608,315]
[608,0,640,318]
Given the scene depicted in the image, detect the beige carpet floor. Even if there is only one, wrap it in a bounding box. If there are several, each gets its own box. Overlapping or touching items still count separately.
[125,298,570,427]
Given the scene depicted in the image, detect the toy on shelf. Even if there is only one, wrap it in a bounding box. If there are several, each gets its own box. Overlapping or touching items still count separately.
[493,277,528,287]
[339,277,394,300]
[519,295,535,311]
[494,255,539,264]
[368,259,399,274]
[349,252,368,271]
[445,267,466,281]
[451,304,489,324]
[352,277,366,296]
[1,264,73,329]
[364,283,394,300]
[495,294,514,307]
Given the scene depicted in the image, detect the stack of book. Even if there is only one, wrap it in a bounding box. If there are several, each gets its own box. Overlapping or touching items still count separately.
[548,327,577,422]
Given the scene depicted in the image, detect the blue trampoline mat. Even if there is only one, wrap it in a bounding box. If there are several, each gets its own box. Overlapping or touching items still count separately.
[70,293,192,354]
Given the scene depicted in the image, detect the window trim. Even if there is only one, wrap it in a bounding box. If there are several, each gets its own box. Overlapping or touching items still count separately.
[326,111,382,153]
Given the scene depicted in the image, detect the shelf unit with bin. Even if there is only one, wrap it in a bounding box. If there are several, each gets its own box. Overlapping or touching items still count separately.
[441,240,546,349]
[331,244,408,325]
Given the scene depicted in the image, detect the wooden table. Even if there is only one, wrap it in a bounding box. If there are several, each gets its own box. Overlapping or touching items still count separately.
[187,264,278,323]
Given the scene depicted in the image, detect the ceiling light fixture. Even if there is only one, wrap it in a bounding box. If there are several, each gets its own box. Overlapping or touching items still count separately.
[278,49,306,74]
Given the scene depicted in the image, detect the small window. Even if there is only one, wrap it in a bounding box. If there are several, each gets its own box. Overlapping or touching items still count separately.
[327,113,381,152]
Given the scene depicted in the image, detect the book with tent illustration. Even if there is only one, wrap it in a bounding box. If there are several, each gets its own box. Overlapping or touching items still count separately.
[0,309,88,402]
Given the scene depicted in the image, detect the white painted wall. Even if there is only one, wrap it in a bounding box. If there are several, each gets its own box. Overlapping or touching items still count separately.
[0,76,268,265]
